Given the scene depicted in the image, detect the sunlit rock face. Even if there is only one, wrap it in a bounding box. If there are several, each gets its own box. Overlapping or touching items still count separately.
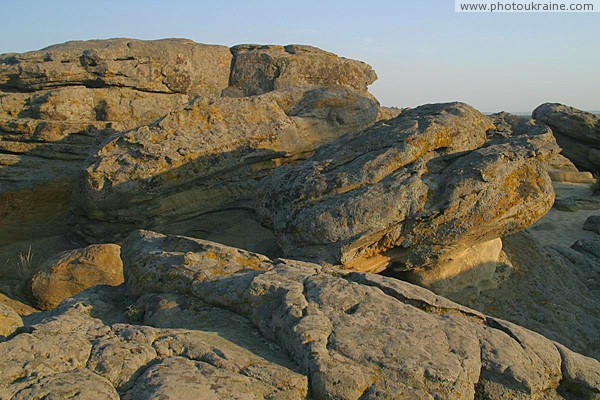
[0,38,380,256]
[73,86,378,247]
[1,37,600,399]
[257,102,559,272]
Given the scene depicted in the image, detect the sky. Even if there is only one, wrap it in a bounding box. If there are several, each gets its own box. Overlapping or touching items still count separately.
[1,0,598,113]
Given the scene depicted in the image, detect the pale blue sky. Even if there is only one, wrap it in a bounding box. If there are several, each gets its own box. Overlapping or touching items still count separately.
[1,0,598,112]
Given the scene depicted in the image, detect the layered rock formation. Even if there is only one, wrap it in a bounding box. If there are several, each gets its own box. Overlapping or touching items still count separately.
[2,38,600,399]
[0,38,380,290]
[257,102,559,272]
[1,230,598,399]
[73,86,378,248]
[228,44,377,96]
[0,38,232,94]
[0,38,229,245]
[72,45,379,248]
[0,38,380,260]
[533,103,600,173]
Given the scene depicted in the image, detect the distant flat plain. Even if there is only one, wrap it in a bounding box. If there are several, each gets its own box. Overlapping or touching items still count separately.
[484,110,600,116]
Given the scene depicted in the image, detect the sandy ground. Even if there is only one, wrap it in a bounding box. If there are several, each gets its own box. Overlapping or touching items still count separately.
[527,182,599,248]
[441,181,600,359]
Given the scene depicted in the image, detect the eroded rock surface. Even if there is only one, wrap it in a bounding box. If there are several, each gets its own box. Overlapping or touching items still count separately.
[533,103,600,173]
[1,38,380,287]
[0,303,22,338]
[490,111,595,184]
[228,44,377,96]
[397,238,513,296]
[257,102,559,272]
[119,230,599,398]
[3,38,599,399]
[376,105,404,121]
[0,39,230,246]
[584,215,600,234]
[74,86,378,246]
[0,286,307,399]
[0,38,232,95]
[0,292,37,316]
[2,230,599,398]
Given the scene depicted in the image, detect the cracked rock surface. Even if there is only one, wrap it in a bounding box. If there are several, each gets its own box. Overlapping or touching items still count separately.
[0,284,308,400]
[5,230,597,399]
[2,38,600,400]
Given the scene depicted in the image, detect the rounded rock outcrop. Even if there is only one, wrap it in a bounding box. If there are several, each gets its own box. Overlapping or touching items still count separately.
[533,102,600,173]
[256,102,560,272]
[30,244,123,310]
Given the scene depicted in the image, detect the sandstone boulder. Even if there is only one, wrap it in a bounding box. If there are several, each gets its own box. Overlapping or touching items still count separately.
[30,243,123,310]
[583,215,600,233]
[571,237,600,260]
[555,196,600,211]
[1,39,382,291]
[490,111,596,183]
[73,86,378,247]
[229,44,377,96]
[0,38,230,245]
[0,38,232,95]
[1,38,382,261]
[546,156,596,184]
[0,292,37,316]
[0,303,22,338]
[0,89,190,245]
[376,105,404,121]
[533,103,600,173]
[397,238,512,296]
[257,102,559,272]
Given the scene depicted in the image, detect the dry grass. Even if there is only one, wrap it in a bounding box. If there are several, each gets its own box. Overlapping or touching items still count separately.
[0,247,37,301]
[16,246,35,281]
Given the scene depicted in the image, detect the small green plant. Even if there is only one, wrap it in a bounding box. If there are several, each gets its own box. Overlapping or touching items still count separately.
[124,304,144,322]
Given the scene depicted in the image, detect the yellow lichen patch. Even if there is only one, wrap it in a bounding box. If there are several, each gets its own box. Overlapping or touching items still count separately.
[200,251,221,261]
[233,255,268,271]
